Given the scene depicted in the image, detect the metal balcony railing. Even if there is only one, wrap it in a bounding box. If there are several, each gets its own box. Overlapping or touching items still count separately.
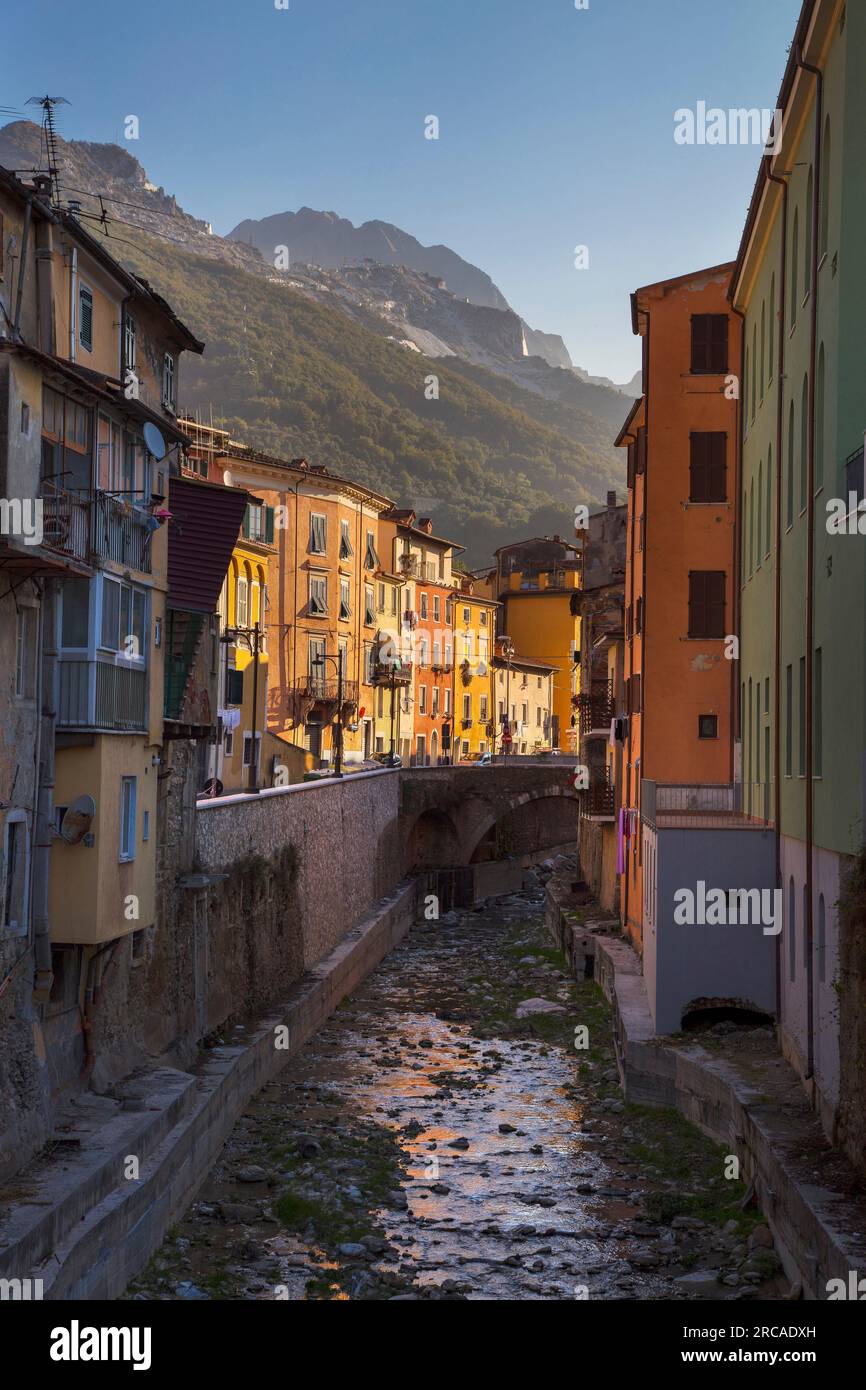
[580,767,615,819]
[90,492,153,573]
[57,657,147,732]
[40,485,90,562]
[578,681,614,737]
[295,676,360,703]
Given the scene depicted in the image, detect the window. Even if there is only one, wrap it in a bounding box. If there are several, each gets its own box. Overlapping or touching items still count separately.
[142,810,150,842]
[432,686,440,715]
[15,607,36,699]
[2,812,28,935]
[768,275,775,376]
[687,571,725,638]
[816,345,825,492]
[61,578,90,649]
[433,595,440,622]
[536,707,542,726]
[480,695,488,721]
[690,314,728,373]
[785,664,793,776]
[790,210,799,326]
[766,445,773,555]
[224,726,234,756]
[698,714,718,739]
[689,432,727,503]
[309,575,328,615]
[444,689,451,715]
[309,513,327,554]
[124,315,137,371]
[339,519,353,559]
[820,117,831,258]
[119,777,137,862]
[419,685,427,714]
[79,284,93,352]
[100,577,145,658]
[759,302,765,399]
[804,167,814,299]
[364,584,375,626]
[433,639,441,666]
[800,375,808,512]
[798,655,806,776]
[21,402,30,435]
[235,575,249,627]
[817,894,826,984]
[162,354,176,411]
[814,646,822,778]
[243,732,262,769]
[788,877,796,982]
[462,693,471,721]
[364,530,379,570]
[340,577,351,621]
[786,401,795,528]
[420,593,428,619]
[226,667,244,705]
[377,582,385,610]
[480,611,487,626]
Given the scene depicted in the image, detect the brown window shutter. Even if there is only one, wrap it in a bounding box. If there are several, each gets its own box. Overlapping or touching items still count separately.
[633,674,641,712]
[709,433,727,501]
[691,315,709,372]
[636,428,647,475]
[627,444,635,489]
[709,315,729,373]
[688,571,705,637]
[707,571,726,636]
[690,433,707,502]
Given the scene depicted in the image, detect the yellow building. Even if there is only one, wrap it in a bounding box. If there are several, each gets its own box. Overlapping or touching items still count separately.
[491,650,556,756]
[45,212,203,946]
[213,503,272,793]
[475,536,583,753]
[452,580,498,760]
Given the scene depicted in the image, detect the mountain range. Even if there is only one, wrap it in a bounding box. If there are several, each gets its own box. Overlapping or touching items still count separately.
[0,120,635,560]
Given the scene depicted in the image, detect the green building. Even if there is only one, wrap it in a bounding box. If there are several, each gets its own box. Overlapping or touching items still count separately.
[730,0,866,1156]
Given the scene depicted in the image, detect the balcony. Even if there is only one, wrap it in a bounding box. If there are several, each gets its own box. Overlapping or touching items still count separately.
[371,660,413,687]
[578,682,614,738]
[57,657,147,732]
[399,554,419,577]
[40,485,90,563]
[580,767,615,821]
[294,676,360,704]
[39,486,153,573]
[641,780,757,830]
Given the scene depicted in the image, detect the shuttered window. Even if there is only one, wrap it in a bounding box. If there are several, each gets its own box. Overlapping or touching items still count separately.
[690,314,728,373]
[339,519,353,559]
[636,428,647,475]
[79,285,94,352]
[688,571,726,638]
[689,433,727,502]
[364,530,379,569]
[309,513,327,553]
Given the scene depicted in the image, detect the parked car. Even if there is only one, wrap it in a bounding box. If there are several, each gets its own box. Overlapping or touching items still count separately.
[370,751,403,768]
[459,750,492,766]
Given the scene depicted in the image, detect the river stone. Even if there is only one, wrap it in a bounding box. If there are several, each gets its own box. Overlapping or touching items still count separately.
[515,998,567,1019]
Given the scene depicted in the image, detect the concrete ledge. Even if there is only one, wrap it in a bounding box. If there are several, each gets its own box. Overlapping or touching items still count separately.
[0,880,416,1300]
[546,883,866,1300]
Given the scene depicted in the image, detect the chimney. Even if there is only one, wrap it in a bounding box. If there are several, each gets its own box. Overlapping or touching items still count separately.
[32,173,53,206]
[553,534,561,543]
[607,490,617,508]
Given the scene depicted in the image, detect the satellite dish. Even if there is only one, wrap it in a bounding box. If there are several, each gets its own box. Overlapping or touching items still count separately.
[60,794,96,846]
[223,468,234,487]
[143,422,167,460]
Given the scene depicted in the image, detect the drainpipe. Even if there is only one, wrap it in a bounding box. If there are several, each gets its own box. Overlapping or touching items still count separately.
[638,309,650,931]
[68,245,77,363]
[797,45,823,1084]
[31,579,57,994]
[767,164,789,1030]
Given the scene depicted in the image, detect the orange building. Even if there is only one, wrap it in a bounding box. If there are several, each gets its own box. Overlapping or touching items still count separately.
[616,265,741,950]
[378,511,461,765]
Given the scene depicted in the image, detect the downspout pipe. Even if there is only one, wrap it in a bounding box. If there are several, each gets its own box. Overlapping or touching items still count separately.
[31,579,58,988]
[767,164,789,1031]
[796,45,823,1084]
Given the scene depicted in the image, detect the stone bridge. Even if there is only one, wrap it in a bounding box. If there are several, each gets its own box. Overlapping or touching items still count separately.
[400,763,579,870]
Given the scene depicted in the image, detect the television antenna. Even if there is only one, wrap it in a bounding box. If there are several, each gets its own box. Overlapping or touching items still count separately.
[25,95,69,206]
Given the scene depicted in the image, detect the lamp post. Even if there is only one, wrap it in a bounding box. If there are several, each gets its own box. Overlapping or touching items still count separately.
[313,647,345,777]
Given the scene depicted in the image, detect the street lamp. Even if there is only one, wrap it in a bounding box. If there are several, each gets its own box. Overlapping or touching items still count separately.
[312,647,345,778]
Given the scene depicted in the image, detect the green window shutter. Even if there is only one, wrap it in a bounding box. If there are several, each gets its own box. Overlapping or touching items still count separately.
[265,506,275,544]
[242,505,251,540]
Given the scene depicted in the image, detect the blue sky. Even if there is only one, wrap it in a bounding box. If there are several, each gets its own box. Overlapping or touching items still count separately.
[1,0,800,380]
